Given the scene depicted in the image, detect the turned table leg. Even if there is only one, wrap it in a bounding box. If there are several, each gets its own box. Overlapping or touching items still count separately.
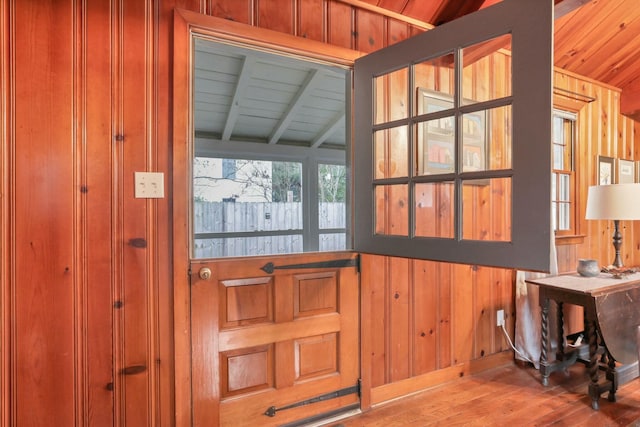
[587,318,600,410]
[540,298,550,386]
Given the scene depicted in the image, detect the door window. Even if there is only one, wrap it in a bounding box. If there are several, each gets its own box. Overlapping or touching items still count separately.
[354,0,554,271]
[192,39,350,258]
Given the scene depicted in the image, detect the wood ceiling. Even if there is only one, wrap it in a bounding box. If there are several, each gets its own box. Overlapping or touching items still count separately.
[356,0,640,120]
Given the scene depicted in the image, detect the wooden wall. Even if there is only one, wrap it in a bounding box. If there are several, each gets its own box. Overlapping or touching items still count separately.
[0,0,636,426]
[554,70,639,272]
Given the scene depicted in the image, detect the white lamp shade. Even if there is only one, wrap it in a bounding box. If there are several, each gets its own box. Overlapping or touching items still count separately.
[585,183,640,220]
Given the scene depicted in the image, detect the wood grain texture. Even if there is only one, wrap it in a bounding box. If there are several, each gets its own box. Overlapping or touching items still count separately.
[339,362,640,426]
[0,0,8,423]
[297,0,325,41]
[1,0,638,426]
[84,0,115,424]
[13,1,76,425]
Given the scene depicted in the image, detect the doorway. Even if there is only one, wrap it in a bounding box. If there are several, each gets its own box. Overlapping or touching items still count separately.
[172,10,363,426]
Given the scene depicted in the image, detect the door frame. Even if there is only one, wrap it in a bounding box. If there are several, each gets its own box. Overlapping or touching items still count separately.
[172,9,361,426]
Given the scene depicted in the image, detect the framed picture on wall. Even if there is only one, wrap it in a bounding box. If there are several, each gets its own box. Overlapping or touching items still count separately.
[597,155,614,185]
[617,159,635,184]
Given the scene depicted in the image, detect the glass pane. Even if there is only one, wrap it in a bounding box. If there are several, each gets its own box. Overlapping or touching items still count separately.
[559,173,570,201]
[193,157,304,257]
[553,116,564,144]
[462,178,511,241]
[374,67,409,125]
[194,235,303,258]
[558,202,570,230]
[551,173,557,201]
[552,202,557,230]
[414,53,455,115]
[461,110,485,172]
[194,157,303,211]
[484,105,512,171]
[374,126,408,179]
[319,233,346,251]
[375,184,409,236]
[318,164,346,230]
[414,182,455,238]
[462,34,512,104]
[416,116,455,175]
[553,144,564,169]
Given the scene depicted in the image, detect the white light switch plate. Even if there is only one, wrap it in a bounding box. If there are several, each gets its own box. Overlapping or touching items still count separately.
[134,172,164,198]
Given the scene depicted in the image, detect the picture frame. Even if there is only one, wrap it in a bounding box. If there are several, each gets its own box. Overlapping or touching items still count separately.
[418,89,487,178]
[597,155,614,185]
[617,158,635,184]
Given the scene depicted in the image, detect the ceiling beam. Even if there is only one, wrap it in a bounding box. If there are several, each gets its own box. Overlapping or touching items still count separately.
[222,55,256,141]
[432,0,591,26]
[311,110,345,148]
[554,0,593,20]
[268,69,324,145]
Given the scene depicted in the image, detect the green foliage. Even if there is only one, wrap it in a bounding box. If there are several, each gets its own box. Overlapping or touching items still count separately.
[272,162,301,202]
[318,164,346,202]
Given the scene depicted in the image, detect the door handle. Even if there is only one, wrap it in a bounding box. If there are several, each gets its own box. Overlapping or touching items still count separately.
[199,267,212,280]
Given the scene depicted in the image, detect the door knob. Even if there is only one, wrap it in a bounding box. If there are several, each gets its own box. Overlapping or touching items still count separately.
[199,267,212,280]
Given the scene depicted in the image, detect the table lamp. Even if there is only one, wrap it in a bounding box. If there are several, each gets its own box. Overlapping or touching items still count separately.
[585,183,640,268]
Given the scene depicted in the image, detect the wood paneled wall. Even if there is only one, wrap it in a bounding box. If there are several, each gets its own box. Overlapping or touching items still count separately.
[554,70,639,273]
[0,0,636,426]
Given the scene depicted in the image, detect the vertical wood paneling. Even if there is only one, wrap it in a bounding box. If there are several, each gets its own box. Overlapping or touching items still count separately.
[388,257,410,381]
[364,254,386,388]
[257,0,294,34]
[437,263,452,369]
[386,18,408,46]
[451,264,473,365]
[209,0,252,24]
[2,0,638,425]
[326,0,354,49]
[13,0,76,425]
[412,260,438,375]
[553,72,638,275]
[354,8,383,53]
[297,0,324,41]
[473,266,493,359]
[120,0,156,425]
[157,1,199,425]
[0,0,9,424]
[84,0,115,424]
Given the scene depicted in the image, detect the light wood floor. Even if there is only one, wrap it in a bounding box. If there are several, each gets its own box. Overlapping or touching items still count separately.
[329,362,640,426]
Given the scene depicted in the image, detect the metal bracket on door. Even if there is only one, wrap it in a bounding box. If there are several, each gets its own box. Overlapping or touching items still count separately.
[264,380,360,417]
[260,255,360,274]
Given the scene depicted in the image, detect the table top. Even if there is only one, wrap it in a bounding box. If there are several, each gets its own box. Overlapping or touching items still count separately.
[529,272,640,365]
[525,272,640,296]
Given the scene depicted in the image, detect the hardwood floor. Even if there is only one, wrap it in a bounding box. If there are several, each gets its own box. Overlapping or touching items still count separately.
[328,362,640,426]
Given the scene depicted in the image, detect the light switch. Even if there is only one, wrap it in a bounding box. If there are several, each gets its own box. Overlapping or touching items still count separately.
[134,172,164,198]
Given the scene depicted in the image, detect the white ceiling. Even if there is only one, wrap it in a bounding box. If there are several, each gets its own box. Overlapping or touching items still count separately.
[194,38,348,150]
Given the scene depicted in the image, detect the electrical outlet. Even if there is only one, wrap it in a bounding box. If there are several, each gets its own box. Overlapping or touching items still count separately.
[496,309,505,327]
[134,172,164,198]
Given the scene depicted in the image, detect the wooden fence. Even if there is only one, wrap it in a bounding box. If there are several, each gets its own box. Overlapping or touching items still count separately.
[193,201,346,257]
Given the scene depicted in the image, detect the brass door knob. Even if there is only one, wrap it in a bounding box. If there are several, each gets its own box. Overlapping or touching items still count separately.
[199,267,212,280]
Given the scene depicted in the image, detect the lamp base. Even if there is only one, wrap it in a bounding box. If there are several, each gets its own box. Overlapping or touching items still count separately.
[612,219,623,268]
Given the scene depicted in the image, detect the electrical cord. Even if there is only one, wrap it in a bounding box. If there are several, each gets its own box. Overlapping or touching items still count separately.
[500,323,535,364]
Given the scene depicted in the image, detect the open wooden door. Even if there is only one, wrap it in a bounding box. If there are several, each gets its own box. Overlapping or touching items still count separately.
[172,9,364,427]
[175,0,554,425]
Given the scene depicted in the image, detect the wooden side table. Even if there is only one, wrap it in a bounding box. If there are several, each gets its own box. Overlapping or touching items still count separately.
[526,273,640,410]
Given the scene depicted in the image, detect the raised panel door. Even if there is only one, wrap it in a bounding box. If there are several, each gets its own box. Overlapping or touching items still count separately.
[191,253,360,426]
